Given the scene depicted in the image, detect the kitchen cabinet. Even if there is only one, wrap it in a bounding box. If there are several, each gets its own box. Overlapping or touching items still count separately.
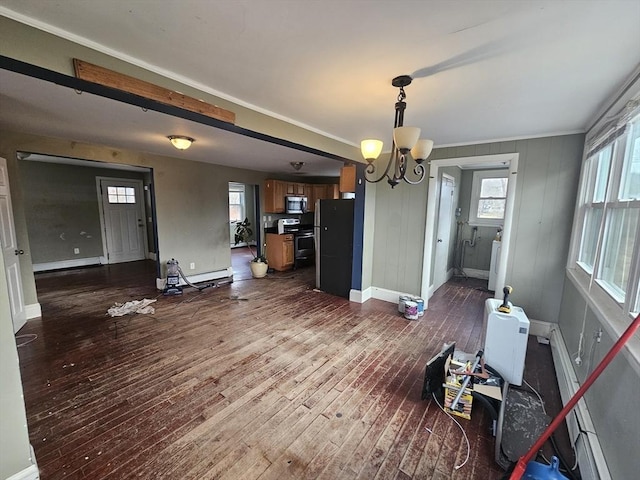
[340,165,356,193]
[327,184,340,199]
[264,179,286,213]
[286,182,305,196]
[306,184,326,212]
[266,233,294,271]
[264,179,341,213]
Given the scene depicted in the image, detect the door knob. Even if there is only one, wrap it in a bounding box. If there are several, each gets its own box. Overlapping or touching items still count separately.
[437,239,443,243]
[15,249,24,255]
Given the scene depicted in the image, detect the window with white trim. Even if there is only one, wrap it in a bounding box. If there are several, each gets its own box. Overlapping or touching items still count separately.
[107,186,136,204]
[469,169,509,226]
[228,183,246,223]
[574,111,640,316]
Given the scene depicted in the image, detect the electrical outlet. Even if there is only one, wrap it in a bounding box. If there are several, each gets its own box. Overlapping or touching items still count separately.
[595,328,603,343]
[189,262,195,270]
[74,248,80,254]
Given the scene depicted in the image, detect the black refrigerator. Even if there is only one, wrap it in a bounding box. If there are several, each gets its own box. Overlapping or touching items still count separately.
[314,199,354,298]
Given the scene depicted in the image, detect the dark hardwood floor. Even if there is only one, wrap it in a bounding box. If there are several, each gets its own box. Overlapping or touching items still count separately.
[15,260,573,479]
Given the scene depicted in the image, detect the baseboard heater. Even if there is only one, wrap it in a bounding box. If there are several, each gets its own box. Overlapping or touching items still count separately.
[549,326,611,480]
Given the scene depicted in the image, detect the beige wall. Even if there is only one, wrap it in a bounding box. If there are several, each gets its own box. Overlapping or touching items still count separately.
[0,129,272,306]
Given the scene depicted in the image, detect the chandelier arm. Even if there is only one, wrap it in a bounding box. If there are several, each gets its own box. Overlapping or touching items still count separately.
[363,74,431,188]
[401,163,427,185]
[364,152,395,184]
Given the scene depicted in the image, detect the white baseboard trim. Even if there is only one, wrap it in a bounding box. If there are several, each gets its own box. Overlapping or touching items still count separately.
[156,267,233,290]
[147,252,157,261]
[25,303,41,320]
[33,257,102,272]
[528,318,553,338]
[462,267,490,280]
[549,326,611,480]
[349,287,372,304]
[7,445,39,480]
[6,464,39,480]
[365,286,424,305]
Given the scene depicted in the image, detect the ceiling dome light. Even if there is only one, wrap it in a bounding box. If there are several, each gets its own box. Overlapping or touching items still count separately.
[168,135,195,150]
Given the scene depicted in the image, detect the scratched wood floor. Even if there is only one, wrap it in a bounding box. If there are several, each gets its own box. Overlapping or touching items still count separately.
[16,258,565,480]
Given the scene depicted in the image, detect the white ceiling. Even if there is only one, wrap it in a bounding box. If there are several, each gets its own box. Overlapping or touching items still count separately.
[1,1,639,176]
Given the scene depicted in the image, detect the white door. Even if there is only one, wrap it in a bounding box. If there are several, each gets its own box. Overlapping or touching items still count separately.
[99,178,146,264]
[0,157,27,332]
[433,174,455,291]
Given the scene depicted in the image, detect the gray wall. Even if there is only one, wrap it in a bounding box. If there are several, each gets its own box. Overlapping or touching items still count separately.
[371,178,429,296]
[0,251,33,479]
[371,134,585,323]
[558,279,640,480]
[18,160,148,264]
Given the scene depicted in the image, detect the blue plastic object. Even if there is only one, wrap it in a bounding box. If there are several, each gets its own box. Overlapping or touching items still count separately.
[523,456,568,480]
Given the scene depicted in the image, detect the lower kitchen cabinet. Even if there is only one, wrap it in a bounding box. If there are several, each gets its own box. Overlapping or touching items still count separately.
[266,233,294,271]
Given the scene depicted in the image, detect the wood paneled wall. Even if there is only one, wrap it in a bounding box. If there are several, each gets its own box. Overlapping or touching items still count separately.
[371,134,584,323]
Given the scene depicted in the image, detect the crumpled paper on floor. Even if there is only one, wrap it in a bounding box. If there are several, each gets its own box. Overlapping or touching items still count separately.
[107,298,157,317]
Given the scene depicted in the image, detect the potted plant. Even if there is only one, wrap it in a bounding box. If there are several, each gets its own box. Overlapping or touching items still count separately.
[233,217,268,278]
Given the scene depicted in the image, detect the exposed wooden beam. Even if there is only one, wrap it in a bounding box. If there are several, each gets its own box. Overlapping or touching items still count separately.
[73,58,235,124]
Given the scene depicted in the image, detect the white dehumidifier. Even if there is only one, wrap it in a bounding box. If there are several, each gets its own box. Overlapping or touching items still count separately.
[483,298,529,386]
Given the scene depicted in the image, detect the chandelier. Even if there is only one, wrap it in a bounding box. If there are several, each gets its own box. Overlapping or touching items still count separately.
[361,75,434,188]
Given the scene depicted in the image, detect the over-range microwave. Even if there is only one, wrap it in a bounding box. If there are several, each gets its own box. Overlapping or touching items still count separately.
[285,196,307,214]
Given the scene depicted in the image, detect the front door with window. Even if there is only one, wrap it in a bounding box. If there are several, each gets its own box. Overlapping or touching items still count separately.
[99,178,146,263]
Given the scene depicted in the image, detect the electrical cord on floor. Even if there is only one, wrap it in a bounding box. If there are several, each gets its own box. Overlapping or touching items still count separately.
[550,433,581,480]
[523,377,580,480]
[432,392,470,470]
[16,334,38,347]
[523,378,547,414]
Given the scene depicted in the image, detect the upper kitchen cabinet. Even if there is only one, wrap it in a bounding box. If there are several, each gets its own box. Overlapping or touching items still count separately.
[340,165,356,193]
[286,182,306,196]
[264,179,286,213]
[264,180,341,213]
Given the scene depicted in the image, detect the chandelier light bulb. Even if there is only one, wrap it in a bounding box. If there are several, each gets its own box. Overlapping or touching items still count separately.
[361,139,384,162]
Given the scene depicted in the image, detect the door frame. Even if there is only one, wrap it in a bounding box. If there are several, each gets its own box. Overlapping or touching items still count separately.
[0,157,27,332]
[421,153,519,308]
[96,176,148,264]
[433,172,456,292]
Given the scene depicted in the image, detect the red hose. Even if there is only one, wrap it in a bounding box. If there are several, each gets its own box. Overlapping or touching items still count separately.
[510,313,640,480]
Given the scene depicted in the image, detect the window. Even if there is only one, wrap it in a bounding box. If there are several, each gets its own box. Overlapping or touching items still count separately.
[574,112,640,315]
[107,186,135,204]
[469,169,509,226]
[229,183,245,223]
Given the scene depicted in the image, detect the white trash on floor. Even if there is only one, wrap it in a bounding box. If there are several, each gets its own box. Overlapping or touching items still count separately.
[107,298,157,317]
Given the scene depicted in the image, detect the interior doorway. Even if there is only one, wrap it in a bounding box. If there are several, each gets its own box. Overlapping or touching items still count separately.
[433,173,456,292]
[228,182,261,277]
[421,153,519,308]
